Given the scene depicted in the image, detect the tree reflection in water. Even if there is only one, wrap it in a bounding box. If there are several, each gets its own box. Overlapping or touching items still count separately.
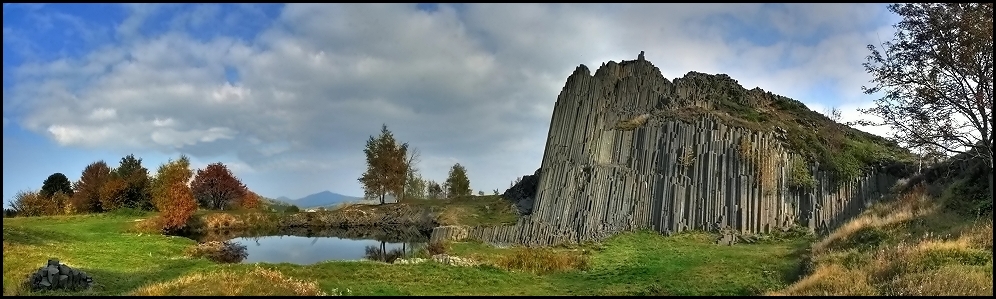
[363,241,419,263]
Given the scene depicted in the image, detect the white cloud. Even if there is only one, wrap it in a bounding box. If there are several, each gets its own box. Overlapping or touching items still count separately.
[5,4,901,196]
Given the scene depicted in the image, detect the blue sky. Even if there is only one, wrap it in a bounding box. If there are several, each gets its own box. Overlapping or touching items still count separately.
[3,4,902,206]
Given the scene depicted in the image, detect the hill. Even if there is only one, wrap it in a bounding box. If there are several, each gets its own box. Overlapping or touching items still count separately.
[274,191,364,209]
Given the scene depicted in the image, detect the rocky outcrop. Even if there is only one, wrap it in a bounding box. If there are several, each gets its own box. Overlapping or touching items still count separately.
[28,259,93,292]
[442,53,907,246]
[501,168,542,215]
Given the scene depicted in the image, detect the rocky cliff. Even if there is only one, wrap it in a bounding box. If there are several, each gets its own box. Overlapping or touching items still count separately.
[436,52,914,246]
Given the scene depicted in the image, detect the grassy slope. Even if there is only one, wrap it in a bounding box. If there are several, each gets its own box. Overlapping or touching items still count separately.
[3,205,809,296]
[773,175,993,296]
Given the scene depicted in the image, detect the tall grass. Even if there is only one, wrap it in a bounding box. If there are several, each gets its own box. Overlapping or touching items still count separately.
[494,247,591,274]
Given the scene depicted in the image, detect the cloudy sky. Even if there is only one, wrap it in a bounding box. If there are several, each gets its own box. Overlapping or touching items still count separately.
[3,3,901,204]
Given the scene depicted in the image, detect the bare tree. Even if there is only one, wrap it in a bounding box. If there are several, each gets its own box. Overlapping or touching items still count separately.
[857,3,993,172]
[400,147,422,202]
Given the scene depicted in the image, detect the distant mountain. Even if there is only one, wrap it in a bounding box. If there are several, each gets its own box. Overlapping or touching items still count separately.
[277,191,364,209]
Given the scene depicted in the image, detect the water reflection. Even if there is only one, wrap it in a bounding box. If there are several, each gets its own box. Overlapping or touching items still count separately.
[186,227,428,265]
[363,241,410,263]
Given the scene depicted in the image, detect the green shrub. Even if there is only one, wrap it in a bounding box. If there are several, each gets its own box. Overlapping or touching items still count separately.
[788,159,817,191]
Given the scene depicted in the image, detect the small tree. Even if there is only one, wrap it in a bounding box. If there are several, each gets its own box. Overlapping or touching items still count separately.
[400,147,422,202]
[190,162,249,210]
[358,124,409,205]
[71,161,112,213]
[404,172,427,200]
[116,154,153,210]
[445,163,471,198]
[41,173,74,199]
[426,181,443,200]
[151,155,197,231]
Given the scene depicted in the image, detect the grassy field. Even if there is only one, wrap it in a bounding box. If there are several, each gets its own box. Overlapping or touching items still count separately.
[2,210,808,296]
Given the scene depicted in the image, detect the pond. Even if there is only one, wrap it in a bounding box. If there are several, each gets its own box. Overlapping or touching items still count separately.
[187,226,429,265]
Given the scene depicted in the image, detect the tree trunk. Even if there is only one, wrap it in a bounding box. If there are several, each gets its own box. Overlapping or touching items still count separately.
[379,193,385,205]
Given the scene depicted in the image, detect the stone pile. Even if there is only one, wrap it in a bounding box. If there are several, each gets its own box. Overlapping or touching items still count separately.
[394,254,478,267]
[27,259,93,292]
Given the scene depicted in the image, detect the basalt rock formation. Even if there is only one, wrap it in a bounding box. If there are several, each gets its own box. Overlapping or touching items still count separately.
[434,52,914,246]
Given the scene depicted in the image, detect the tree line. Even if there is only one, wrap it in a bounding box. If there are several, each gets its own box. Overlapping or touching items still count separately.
[5,154,261,231]
[359,124,483,204]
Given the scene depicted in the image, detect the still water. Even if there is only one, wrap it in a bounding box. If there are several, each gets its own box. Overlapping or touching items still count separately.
[229,235,422,265]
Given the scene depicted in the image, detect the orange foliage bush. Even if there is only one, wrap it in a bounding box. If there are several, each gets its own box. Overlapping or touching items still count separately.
[151,155,197,232]
[159,181,197,231]
[9,190,61,216]
[240,191,261,210]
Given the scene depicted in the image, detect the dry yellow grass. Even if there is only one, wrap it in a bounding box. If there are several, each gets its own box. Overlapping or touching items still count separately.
[494,247,591,275]
[615,114,651,130]
[770,264,876,296]
[130,266,333,296]
[435,206,469,226]
[813,184,935,253]
[129,215,166,234]
[778,183,994,296]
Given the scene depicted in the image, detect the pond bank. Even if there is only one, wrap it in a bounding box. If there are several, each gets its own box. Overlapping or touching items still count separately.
[186,195,519,237]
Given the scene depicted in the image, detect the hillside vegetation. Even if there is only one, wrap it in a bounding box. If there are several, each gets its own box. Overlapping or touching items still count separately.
[662,72,916,183]
[774,156,993,296]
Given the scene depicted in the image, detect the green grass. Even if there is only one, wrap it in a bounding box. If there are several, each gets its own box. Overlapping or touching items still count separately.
[3,213,808,296]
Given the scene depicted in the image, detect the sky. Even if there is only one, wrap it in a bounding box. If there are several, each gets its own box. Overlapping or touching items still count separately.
[2,3,903,205]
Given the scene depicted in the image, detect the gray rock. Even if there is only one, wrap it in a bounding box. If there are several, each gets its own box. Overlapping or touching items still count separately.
[28,259,93,292]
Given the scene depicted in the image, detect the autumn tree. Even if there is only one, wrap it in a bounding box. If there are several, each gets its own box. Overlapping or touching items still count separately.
[445,163,471,198]
[859,3,993,175]
[71,161,112,213]
[41,173,74,199]
[240,191,262,210]
[151,155,197,231]
[116,154,153,210]
[190,162,249,210]
[99,173,129,211]
[358,124,409,205]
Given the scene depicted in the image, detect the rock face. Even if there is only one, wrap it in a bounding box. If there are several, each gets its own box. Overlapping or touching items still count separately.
[28,259,94,292]
[501,168,542,215]
[459,53,905,246]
